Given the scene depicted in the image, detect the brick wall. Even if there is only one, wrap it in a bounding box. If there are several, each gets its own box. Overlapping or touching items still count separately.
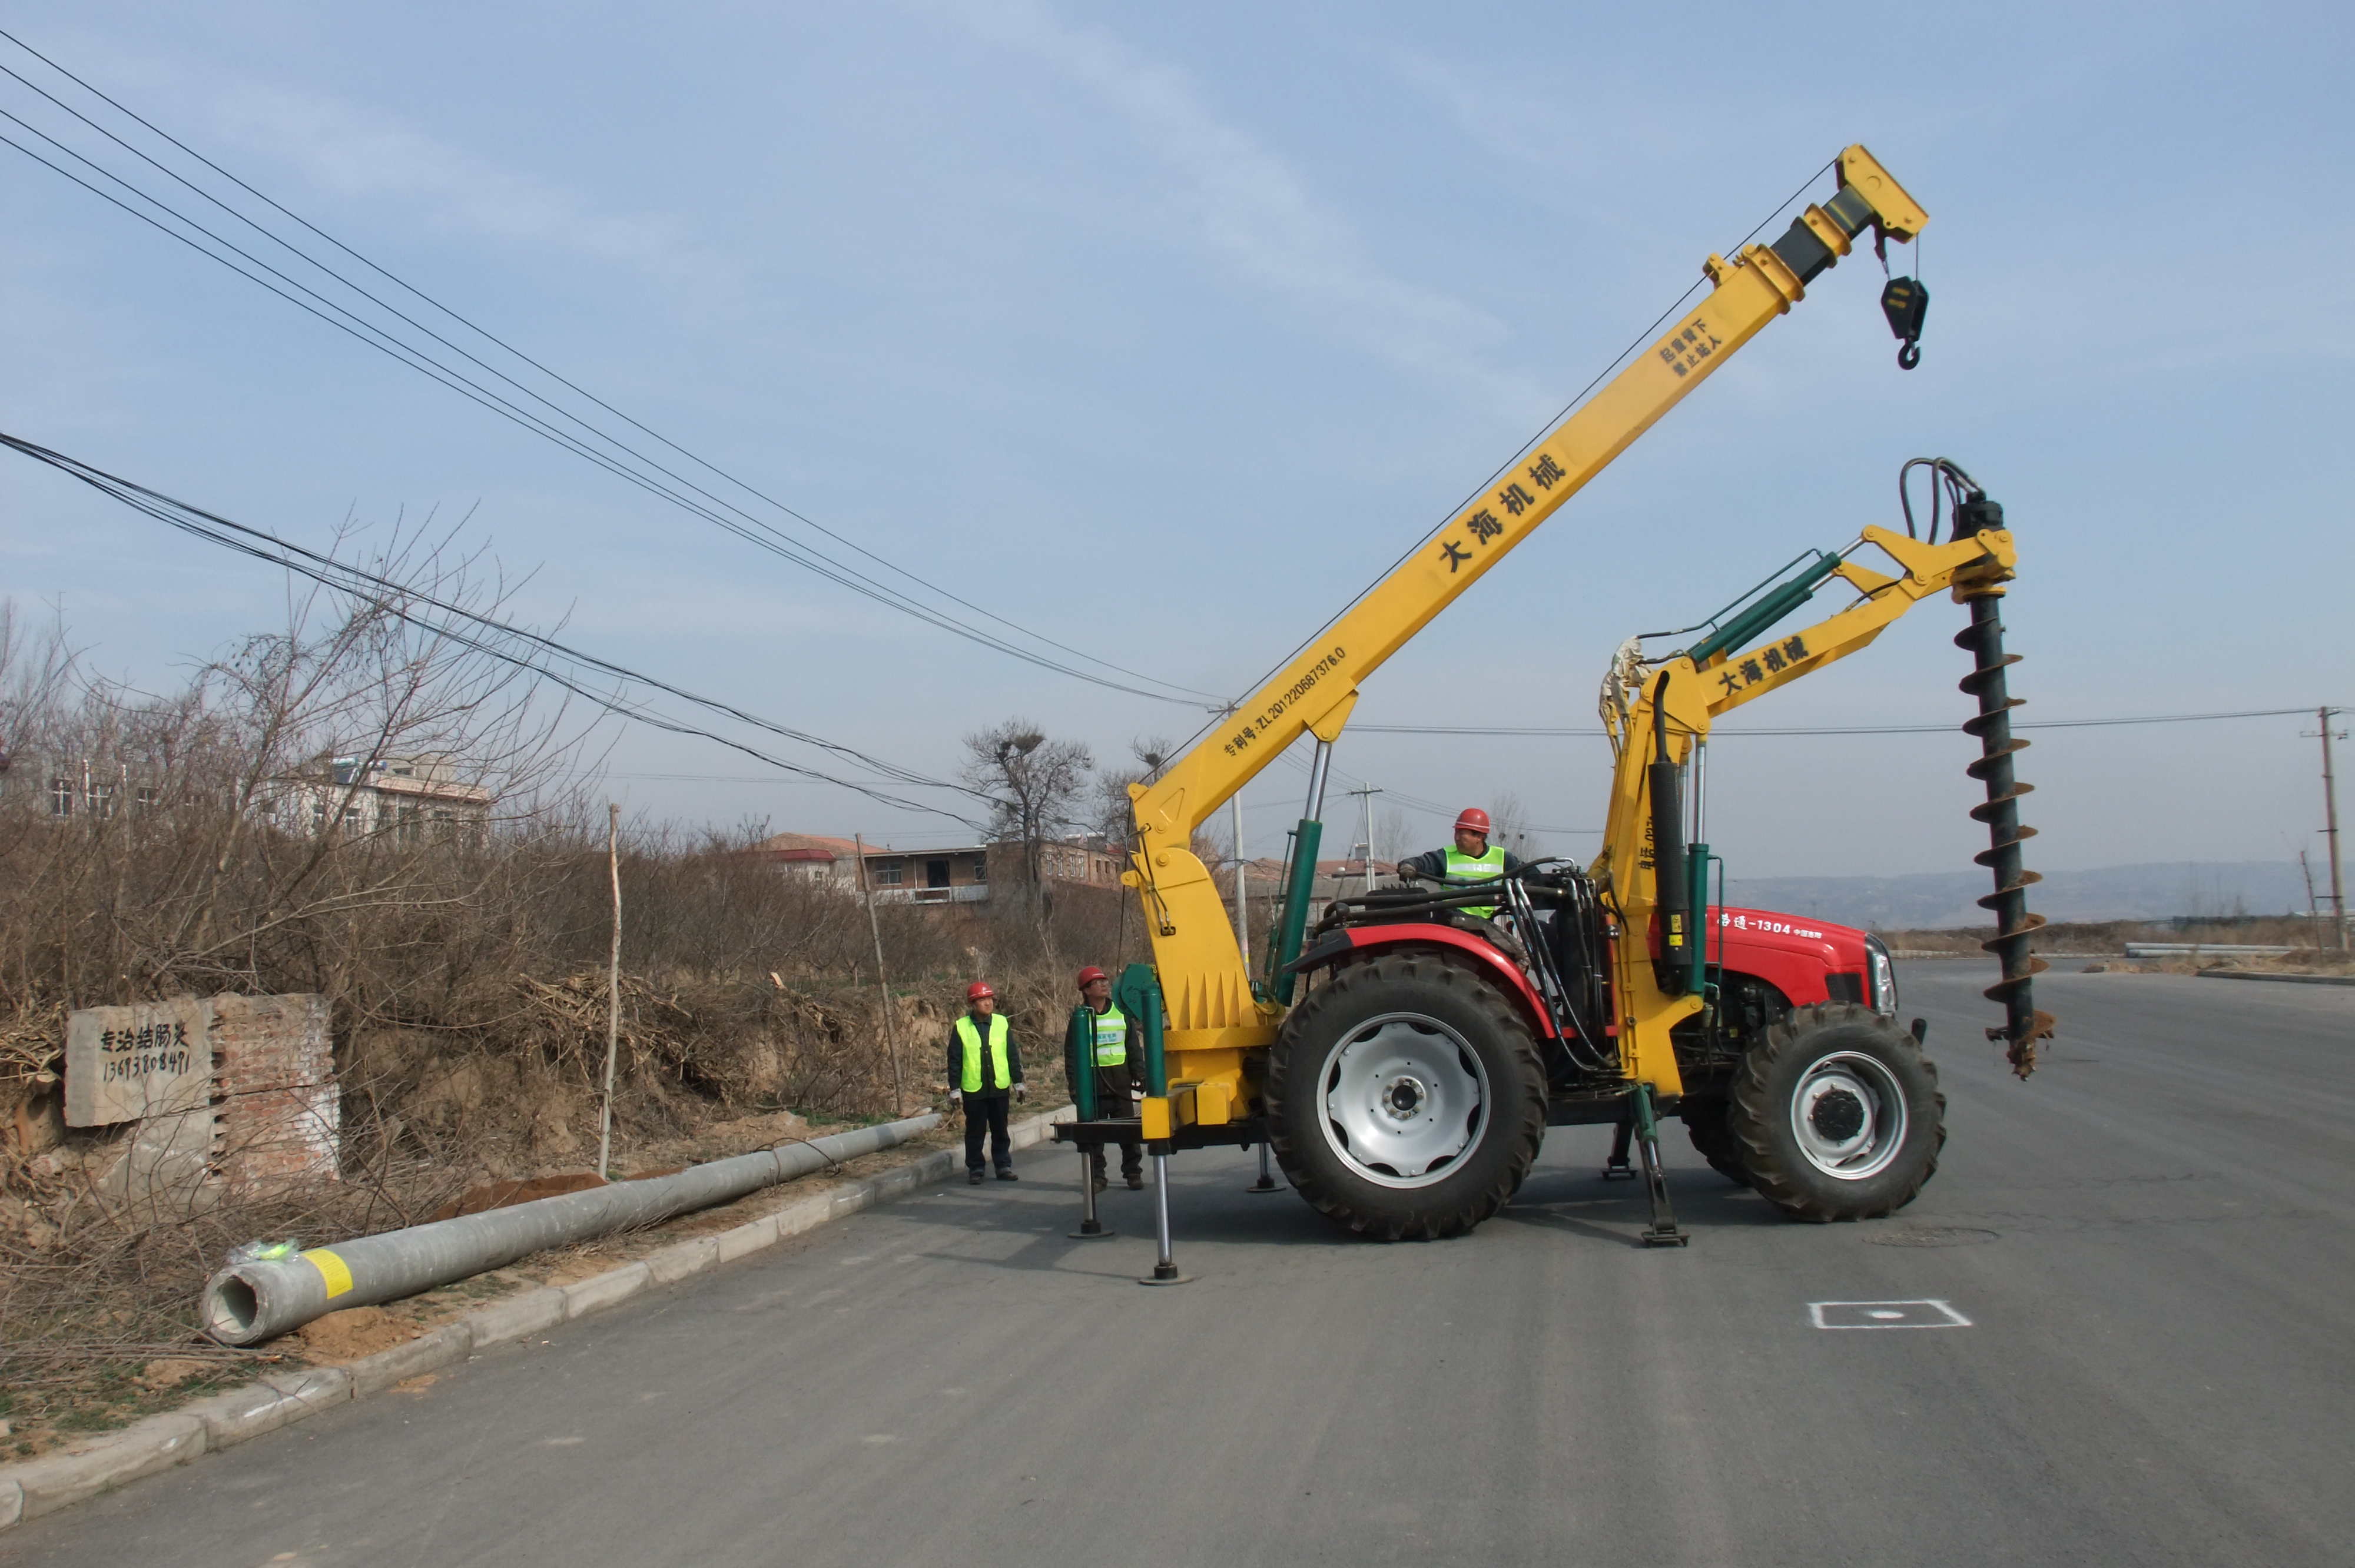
[210,994,337,1194]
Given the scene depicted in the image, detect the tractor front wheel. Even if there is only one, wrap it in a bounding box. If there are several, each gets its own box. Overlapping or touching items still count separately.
[1729,1002,1945,1222]
[1266,952,1547,1241]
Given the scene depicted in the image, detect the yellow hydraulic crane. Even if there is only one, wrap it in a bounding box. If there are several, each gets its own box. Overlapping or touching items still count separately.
[1119,147,1929,1145]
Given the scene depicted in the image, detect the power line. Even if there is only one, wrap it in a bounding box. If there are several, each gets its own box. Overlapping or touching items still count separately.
[0,29,1226,709]
[1268,742,1596,836]
[1153,156,1846,768]
[1355,708,2340,738]
[0,430,991,828]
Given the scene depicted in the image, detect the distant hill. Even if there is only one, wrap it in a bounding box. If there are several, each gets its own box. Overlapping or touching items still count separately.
[1719,861,2316,931]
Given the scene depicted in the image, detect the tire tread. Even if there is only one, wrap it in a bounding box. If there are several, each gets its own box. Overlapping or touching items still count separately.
[1267,953,1547,1241]
[1729,1002,1946,1222]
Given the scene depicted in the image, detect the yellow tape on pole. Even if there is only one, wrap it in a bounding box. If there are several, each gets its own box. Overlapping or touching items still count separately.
[301,1248,355,1299]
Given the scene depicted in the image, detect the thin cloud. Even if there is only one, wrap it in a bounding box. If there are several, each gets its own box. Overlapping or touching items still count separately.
[62,46,723,290]
[948,0,1541,408]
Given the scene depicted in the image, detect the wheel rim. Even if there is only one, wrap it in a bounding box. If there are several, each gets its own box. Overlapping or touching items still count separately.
[1318,1011,1488,1190]
[1788,1051,1908,1181]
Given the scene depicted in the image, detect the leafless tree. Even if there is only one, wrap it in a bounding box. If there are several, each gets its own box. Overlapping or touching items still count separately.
[958,720,1093,898]
[1487,791,1545,861]
[1089,735,1175,850]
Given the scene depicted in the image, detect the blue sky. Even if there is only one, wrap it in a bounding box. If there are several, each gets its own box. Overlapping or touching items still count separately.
[2,2,2349,882]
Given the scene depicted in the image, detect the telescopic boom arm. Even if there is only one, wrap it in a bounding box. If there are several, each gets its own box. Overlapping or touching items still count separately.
[1120,147,1929,1131]
[1132,148,1926,852]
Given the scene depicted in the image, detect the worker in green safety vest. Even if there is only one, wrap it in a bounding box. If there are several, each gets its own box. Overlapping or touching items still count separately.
[1395,807,1527,920]
[945,980,1026,1184]
[1062,965,1145,1192]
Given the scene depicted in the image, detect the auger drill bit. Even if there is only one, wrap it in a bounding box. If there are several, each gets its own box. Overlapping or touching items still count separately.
[1950,491,2056,1077]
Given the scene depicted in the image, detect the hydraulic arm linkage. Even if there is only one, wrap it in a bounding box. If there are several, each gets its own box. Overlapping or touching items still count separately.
[1597,459,2056,1094]
[1116,147,1931,1144]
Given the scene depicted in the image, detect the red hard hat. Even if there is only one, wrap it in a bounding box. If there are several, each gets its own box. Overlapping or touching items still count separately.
[1454,808,1492,835]
[966,981,995,1002]
[1075,966,1109,989]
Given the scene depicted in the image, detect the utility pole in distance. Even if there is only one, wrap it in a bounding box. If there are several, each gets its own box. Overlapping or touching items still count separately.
[2309,706,2349,951]
[1341,785,1384,896]
[854,833,907,1111]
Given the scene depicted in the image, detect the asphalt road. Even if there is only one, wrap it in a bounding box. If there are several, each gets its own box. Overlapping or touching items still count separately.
[14,965,2353,1567]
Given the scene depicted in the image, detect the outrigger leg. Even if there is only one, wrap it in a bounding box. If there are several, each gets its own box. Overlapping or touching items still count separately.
[1629,1084,1689,1247]
[1603,1109,1637,1180]
[1068,1144,1114,1240]
[1245,1140,1281,1194]
[1139,1148,1192,1285]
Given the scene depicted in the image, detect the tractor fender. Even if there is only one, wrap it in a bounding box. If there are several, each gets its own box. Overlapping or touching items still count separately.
[1290,923,1558,1039]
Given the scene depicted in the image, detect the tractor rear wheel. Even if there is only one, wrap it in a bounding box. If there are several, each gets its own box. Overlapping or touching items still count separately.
[1679,1098,1749,1185]
[1266,952,1547,1241]
[1729,1002,1945,1222]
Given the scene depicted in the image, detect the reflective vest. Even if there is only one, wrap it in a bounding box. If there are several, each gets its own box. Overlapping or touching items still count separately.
[1089,1003,1129,1068]
[1445,845,1509,919]
[956,1014,1012,1093]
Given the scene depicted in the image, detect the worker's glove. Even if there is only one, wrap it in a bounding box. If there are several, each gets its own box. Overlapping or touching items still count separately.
[948,1089,963,1108]
[1397,863,1420,882]
[1014,1082,1030,1103]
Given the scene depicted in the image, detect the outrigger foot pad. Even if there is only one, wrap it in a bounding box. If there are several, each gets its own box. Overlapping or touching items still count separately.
[1602,1115,1637,1180]
[1630,1084,1690,1247]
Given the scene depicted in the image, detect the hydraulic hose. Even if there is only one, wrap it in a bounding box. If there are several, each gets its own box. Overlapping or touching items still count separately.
[1649,675,1691,991]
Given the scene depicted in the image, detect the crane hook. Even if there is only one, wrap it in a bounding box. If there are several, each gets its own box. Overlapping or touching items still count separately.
[1880,277,1929,371]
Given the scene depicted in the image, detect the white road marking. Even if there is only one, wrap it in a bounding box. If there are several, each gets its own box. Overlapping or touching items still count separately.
[1809,1298,1972,1330]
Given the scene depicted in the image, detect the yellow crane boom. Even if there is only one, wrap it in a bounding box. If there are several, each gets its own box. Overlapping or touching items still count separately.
[1122,146,1929,1139]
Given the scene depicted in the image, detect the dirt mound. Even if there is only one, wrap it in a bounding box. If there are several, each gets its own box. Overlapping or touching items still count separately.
[433,1170,609,1220]
[292,1305,426,1364]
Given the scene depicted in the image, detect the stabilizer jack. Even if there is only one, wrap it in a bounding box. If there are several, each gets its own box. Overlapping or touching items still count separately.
[1628,1085,1688,1247]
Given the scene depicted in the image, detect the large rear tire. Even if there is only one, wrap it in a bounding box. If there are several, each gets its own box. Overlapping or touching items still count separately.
[1679,1098,1750,1185]
[1266,952,1547,1241]
[1729,1002,1945,1221]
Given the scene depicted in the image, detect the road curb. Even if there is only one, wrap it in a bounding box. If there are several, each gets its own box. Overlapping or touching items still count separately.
[0,1105,1070,1534]
[2196,969,2355,987]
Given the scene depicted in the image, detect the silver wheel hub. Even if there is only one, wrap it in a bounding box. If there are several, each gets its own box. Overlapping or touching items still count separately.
[1319,1013,1488,1189]
[1790,1051,1908,1181]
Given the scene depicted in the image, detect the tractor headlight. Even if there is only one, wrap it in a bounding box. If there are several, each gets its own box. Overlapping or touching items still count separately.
[1866,936,1898,1015]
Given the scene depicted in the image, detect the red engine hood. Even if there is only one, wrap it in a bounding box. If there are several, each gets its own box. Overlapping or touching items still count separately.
[1650,905,1871,1006]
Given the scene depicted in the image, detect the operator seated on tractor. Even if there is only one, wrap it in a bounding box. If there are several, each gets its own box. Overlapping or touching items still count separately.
[1395,807,1530,961]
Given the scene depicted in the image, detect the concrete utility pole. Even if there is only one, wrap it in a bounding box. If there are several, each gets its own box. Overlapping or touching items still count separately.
[598,803,622,1180]
[855,833,907,1111]
[2310,706,2348,951]
[1341,784,1384,895]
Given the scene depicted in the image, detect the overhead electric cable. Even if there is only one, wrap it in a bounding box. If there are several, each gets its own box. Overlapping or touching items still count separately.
[1269,741,1596,836]
[0,118,1207,706]
[0,430,989,827]
[1157,158,1846,765]
[1355,708,2335,737]
[0,29,1225,707]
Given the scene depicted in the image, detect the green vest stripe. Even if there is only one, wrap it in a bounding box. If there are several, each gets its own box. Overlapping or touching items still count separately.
[956,1014,1011,1092]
